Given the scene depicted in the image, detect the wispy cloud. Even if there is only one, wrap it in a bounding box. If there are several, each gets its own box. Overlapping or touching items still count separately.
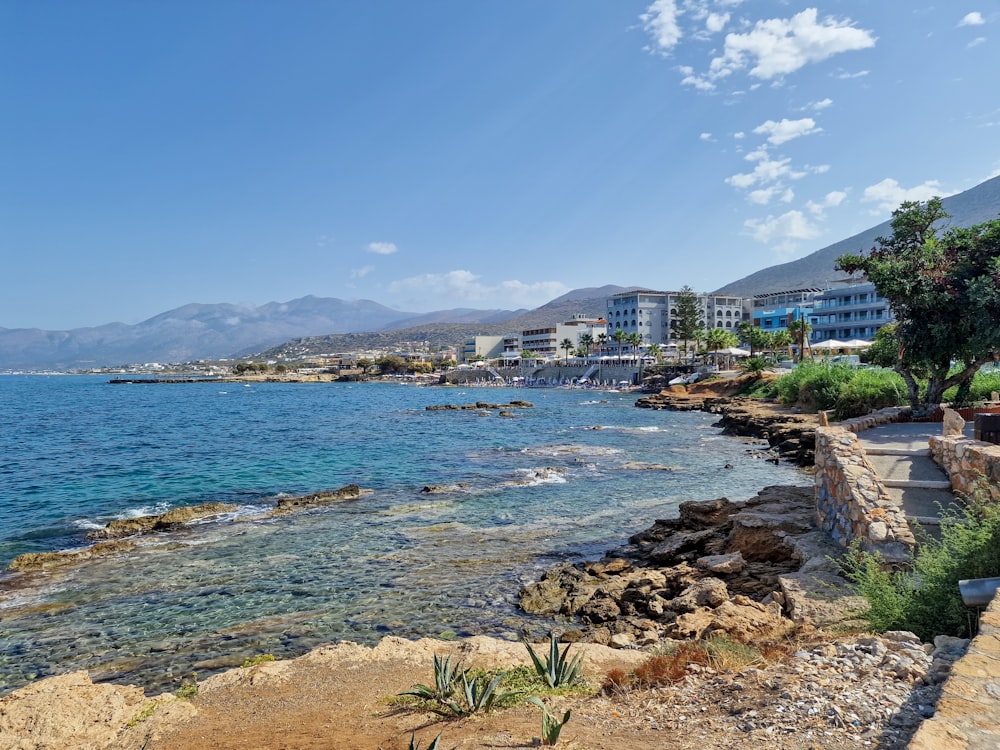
[958,12,985,27]
[967,37,987,48]
[753,117,822,145]
[641,0,682,54]
[726,148,805,189]
[744,209,820,252]
[811,98,834,110]
[806,190,847,217]
[350,265,375,279]
[388,270,569,308]
[699,132,715,141]
[861,178,945,213]
[367,242,398,255]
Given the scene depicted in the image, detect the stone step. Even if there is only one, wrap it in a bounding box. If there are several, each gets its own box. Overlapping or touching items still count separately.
[882,479,953,490]
[862,447,932,457]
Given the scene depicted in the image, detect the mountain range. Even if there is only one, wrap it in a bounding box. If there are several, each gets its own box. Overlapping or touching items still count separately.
[3,175,998,370]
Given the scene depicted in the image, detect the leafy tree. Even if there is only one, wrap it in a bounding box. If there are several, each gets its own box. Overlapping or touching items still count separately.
[836,198,1000,410]
[579,333,594,356]
[647,342,662,362]
[670,286,704,363]
[771,330,793,360]
[560,338,575,362]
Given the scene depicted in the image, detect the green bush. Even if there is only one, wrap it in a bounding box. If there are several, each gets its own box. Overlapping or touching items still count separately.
[969,369,1000,402]
[832,367,907,420]
[841,481,1000,640]
[775,362,855,411]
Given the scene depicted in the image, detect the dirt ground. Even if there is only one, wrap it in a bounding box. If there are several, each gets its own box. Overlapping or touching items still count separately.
[120,635,890,750]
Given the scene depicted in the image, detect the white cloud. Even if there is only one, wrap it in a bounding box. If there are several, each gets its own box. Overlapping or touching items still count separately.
[367,241,398,255]
[805,190,847,217]
[706,12,730,33]
[388,270,569,308]
[733,131,745,139]
[641,0,682,53]
[705,8,875,85]
[726,150,805,189]
[812,97,834,110]
[968,36,987,48]
[744,210,821,250]
[699,132,715,141]
[350,265,374,279]
[958,12,985,27]
[753,117,822,145]
[861,178,944,212]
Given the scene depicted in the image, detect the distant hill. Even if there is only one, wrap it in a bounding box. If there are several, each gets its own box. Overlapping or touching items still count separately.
[256,285,638,360]
[0,296,520,370]
[713,175,1000,296]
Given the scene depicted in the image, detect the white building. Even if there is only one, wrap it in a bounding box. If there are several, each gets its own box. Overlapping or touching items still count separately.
[460,335,504,363]
[605,290,749,346]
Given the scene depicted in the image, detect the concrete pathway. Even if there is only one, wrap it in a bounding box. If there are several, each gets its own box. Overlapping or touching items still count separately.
[858,422,972,534]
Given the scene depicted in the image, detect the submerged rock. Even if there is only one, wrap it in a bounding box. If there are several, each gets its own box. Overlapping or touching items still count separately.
[273,484,373,513]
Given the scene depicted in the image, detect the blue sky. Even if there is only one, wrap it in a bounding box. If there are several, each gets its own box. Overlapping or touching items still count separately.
[3,1,998,330]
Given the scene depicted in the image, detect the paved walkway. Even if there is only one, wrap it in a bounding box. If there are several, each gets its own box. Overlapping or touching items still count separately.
[858,422,972,534]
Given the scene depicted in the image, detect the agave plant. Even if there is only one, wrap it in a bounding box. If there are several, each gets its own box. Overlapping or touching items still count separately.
[436,673,512,717]
[522,633,584,689]
[399,654,466,702]
[526,697,572,745]
[407,732,443,750]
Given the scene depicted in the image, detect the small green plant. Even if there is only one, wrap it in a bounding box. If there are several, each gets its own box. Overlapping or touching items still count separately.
[126,702,158,727]
[738,356,769,376]
[399,654,466,702]
[175,674,199,699]
[241,653,276,668]
[526,696,571,746]
[522,633,584,689]
[407,732,443,750]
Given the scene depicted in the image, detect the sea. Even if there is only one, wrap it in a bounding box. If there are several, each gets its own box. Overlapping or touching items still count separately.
[0,375,808,695]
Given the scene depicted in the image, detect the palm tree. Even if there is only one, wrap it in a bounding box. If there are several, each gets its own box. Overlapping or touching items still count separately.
[647,342,662,363]
[787,318,812,362]
[612,328,627,363]
[596,332,608,355]
[772,330,793,361]
[560,338,575,363]
[579,333,594,357]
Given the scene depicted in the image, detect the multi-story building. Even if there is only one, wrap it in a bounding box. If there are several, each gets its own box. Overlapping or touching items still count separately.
[751,288,822,332]
[460,335,504,362]
[605,290,749,346]
[808,281,893,342]
[517,316,607,359]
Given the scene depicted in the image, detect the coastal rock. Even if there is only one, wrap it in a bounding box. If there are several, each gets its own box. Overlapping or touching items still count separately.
[696,552,746,575]
[0,670,192,750]
[87,502,238,540]
[273,484,373,512]
[425,400,534,411]
[669,596,793,642]
[419,483,470,494]
[9,540,138,571]
[619,461,678,471]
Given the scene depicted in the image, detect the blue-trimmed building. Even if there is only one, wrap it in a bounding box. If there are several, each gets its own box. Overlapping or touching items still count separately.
[751,288,822,332]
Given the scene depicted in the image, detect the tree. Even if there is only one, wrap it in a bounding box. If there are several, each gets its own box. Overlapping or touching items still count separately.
[771,330,793,360]
[627,331,643,361]
[737,322,770,357]
[579,333,594,356]
[647,342,662,362]
[596,332,608,354]
[837,198,1000,410]
[612,328,627,363]
[705,327,738,356]
[670,286,704,363]
[787,318,812,363]
[560,338,575,363]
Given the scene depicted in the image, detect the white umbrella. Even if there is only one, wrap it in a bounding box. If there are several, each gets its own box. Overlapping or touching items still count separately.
[811,339,847,349]
[716,346,751,356]
[839,339,873,349]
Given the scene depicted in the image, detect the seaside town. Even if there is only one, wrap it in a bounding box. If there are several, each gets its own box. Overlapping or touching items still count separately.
[5,3,1000,750]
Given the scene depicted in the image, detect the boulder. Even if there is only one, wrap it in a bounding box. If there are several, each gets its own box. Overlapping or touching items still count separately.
[88,502,238,540]
[696,552,746,575]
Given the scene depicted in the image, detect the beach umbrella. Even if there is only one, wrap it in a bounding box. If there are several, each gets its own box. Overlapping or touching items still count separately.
[839,339,873,349]
[811,339,847,350]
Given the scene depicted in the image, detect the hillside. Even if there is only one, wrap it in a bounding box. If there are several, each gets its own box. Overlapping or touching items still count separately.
[256,285,636,359]
[713,174,1000,296]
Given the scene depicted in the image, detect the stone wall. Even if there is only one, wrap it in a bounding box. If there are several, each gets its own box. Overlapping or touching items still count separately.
[814,426,915,561]
[929,435,1000,503]
[908,593,1000,749]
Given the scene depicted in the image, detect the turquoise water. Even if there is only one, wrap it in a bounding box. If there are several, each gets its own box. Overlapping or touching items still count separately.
[0,376,807,694]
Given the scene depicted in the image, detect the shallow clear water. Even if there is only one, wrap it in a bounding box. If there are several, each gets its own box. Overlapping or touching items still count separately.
[0,376,807,694]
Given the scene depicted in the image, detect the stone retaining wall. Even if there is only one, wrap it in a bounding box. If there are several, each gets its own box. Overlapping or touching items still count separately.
[908,593,1000,749]
[814,426,914,561]
[929,435,1000,503]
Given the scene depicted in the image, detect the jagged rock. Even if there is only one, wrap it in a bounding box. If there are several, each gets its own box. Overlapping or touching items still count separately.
[670,578,730,612]
[669,596,793,643]
[697,552,746,575]
[87,501,238,540]
[648,529,718,562]
[620,461,678,471]
[8,540,138,571]
[274,484,372,512]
